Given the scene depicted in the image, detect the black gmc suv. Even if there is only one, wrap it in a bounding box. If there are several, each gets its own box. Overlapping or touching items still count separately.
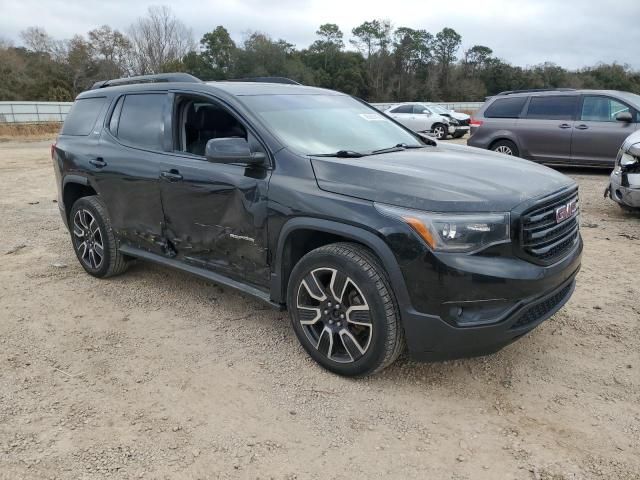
[52,73,582,377]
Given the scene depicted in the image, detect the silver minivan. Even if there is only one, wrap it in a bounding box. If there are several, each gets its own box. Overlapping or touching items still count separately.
[467,89,640,167]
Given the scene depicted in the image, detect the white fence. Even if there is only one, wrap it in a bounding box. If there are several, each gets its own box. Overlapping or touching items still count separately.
[0,101,73,123]
[435,102,484,112]
[0,100,485,124]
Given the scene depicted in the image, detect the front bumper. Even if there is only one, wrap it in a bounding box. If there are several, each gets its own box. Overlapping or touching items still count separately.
[609,169,640,208]
[399,237,582,361]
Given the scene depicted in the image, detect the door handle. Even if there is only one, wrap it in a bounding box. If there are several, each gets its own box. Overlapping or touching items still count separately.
[89,157,107,168]
[160,169,183,182]
[558,124,572,129]
[575,124,589,130]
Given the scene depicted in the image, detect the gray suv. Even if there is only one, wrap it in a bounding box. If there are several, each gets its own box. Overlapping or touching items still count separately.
[468,89,640,167]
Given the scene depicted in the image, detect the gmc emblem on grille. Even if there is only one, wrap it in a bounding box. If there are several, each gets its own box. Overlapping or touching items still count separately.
[555,199,578,224]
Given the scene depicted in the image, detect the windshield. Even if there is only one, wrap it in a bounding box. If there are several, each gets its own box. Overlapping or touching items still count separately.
[242,94,422,155]
[617,91,640,109]
[429,105,450,115]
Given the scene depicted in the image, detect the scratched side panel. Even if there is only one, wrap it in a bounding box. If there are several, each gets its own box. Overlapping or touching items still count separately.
[159,156,271,288]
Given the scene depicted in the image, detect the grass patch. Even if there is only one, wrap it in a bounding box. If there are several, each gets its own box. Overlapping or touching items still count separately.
[0,122,61,141]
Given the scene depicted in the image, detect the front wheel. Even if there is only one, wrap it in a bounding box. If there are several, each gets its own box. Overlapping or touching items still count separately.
[452,131,466,139]
[287,243,404,377]
[432,123,448,140]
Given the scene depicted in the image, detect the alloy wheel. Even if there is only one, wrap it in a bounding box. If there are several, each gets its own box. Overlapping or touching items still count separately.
[495,145,513,155]
[72,209,104,269]
[433,125,446,139]
[296,267,372,363]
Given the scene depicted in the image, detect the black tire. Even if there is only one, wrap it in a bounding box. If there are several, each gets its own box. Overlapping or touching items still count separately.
[618,203,640,214]
[432,123,448,140]
[69,196,128,278]
[287,242,404,377]
[490,139,519,157]
[452,131,466,139]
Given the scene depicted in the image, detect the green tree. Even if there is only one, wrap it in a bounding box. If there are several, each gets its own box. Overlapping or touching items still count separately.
[392,27,433,99]
[433,27,462,96]
[311,23,344,70]
[200,26,236,78]
[351,19,393,99]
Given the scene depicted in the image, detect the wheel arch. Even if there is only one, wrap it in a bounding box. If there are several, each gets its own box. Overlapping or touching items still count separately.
[271,218,412,311]
[62,175,98,224]
[488,134,521,154]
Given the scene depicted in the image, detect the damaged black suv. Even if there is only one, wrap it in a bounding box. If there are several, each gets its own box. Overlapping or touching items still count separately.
[52,73,582,376]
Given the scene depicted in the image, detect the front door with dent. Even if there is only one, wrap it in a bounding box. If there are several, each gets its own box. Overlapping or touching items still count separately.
[158,95,272,288]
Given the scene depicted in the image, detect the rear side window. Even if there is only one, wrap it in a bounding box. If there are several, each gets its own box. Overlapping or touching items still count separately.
[115,94,166,150]
[484,97,527,118]
[525,96,577,120]
[390,105,413,114]
[62,97,107,136]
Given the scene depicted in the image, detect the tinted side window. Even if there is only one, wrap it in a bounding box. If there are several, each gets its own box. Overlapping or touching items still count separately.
[108,96,124,135]
[581,96,630,122]
[525,96,577,120]
[62,97,107,136]
[413,105,429,114]
[484,97,527,118]
[390,105,413,114]
[117,94,166,150]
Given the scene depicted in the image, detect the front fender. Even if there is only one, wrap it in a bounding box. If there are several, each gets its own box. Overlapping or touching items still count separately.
[270,217,412,313]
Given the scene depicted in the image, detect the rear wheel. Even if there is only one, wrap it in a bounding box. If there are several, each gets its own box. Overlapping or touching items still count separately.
[432,123,448,140]
[70,196,129,278]
[490,139,519,157]
[287,243,404,377]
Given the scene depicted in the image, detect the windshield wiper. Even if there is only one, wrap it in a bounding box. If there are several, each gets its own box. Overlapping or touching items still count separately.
[370,143,427,155]
[310,150,366,158]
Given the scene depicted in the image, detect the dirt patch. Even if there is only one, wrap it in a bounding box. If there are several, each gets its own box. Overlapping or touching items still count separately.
[0,140,639,479]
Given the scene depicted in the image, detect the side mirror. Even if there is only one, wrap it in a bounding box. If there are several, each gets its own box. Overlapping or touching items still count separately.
[615,111,633,123]
[205,138,265,165]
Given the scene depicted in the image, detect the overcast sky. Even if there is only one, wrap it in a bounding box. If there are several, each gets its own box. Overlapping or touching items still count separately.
[1,0,639,69]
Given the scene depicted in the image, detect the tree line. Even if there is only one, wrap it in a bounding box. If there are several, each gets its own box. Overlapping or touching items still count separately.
[1,5,639,103]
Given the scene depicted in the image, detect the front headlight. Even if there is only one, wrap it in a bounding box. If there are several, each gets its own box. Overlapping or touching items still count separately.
[376,204,510,253]
[620,151,639,168]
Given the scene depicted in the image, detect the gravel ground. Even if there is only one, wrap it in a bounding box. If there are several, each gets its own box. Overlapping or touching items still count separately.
[1,138,639,480]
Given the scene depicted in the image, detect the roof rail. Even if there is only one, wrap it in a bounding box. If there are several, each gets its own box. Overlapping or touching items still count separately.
[496,88,576,96]
[226,77,301,85]
[90,73,202,90]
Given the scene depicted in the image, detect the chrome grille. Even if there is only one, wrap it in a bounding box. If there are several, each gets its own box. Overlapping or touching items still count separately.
[520,188,579,264]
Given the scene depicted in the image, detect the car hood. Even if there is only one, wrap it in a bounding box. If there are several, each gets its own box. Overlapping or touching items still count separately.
[448,112,470,121]
[310,143,575,212]
[622,129,640,151]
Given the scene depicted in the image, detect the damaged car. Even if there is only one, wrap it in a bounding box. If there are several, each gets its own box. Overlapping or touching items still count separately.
[606,130,640,211]
[52,73,582,377]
